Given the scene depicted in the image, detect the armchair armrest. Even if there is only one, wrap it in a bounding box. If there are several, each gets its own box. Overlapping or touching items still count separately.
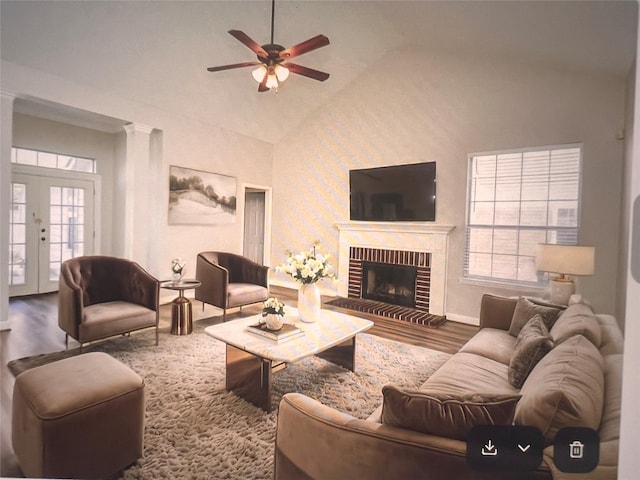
[127,262,159,312]
[195,253,229,308]
[58,269,83,338]
[238,258,269,288]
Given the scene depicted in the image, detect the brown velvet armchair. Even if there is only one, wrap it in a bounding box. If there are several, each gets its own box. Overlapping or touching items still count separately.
[195,252,269,321]
[58,255,160,351]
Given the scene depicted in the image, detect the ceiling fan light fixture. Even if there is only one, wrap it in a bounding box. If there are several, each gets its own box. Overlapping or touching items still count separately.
[251,65,267,83]
[274,64,290,82]
[265,74,279,90]
[207,0,330,92]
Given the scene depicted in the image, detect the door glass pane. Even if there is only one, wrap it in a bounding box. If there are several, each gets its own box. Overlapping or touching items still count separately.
[49,186,86,281]
[12,147,96,173]
[9,183,27,285]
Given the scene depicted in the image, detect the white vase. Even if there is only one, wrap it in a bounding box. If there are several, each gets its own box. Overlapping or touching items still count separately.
[298,283,321,323]
[264,314,284,331]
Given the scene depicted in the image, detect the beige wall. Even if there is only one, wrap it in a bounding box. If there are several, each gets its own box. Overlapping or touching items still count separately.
[3,61,274,281]
[272,48,626,319]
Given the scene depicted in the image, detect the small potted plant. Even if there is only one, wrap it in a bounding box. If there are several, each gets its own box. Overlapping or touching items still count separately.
[262,297,286,330]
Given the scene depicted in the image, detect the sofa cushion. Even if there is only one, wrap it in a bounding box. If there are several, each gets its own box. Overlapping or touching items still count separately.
[422,352,518,396]
[226,283,269,308]
[459,328,516,365]
[509,297,561,337]
[514,335,604,444]
[508,315,554,388]
[381,385,521,441]
[80,301,157,342]
[550,302,601,348]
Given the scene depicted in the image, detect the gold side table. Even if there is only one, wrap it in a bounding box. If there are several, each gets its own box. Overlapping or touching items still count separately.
[161,279,201,335]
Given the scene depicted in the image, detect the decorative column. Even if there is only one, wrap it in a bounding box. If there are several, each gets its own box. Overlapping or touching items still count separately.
[0,92,16,331]
[122,123,154,267]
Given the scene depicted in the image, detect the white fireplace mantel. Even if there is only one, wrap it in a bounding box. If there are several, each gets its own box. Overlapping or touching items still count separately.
[334,222,455,315]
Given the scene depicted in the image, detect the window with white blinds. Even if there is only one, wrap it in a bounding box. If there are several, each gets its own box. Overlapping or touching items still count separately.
[464,144,582,285]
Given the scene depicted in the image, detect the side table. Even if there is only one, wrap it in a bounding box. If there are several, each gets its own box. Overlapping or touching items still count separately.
[160,279,201,335]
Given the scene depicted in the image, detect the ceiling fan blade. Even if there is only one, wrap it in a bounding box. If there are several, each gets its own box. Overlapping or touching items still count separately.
[228,30,269,59]
[280,34,330,59]
[207,61,262,73]
[285,63,330,82]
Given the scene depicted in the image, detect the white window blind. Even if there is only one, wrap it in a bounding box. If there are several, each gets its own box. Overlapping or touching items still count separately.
[465,144,582,285]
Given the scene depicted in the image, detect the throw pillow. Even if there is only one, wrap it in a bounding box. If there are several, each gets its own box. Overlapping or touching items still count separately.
[381,385,521,441]
[515,335,605,445]
[509,297,561,337]
[508,314,554,388]
[550,303,602,348]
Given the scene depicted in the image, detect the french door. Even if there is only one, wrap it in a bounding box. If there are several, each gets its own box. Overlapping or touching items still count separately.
[9,172,95,296]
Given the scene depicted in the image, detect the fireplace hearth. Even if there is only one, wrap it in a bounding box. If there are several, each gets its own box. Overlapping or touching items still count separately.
[362,262,417,308]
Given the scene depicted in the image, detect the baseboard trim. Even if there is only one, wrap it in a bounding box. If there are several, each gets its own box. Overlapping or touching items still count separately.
[445,312,479,326]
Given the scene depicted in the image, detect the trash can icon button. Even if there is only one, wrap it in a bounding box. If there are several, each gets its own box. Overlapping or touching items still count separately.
[569,441,584,459]
[554,428,599,473]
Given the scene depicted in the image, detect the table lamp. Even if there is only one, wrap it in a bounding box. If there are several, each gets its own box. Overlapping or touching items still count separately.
[535,244,595,305]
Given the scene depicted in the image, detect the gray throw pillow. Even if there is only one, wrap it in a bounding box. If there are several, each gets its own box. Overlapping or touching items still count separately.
[550,303,602,348]
[508,314,554,388]
[515,335,604,444]
[381,385,521,441]
[509,297,561,337]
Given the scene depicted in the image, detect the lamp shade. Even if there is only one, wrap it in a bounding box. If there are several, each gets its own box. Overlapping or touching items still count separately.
[535,244,595,276]
[252,65,267,83]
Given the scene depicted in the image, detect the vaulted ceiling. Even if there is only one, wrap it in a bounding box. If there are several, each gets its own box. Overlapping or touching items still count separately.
[1,1,637,144]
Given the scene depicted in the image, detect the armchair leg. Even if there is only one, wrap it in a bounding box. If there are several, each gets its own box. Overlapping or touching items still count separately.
[155,325,159,346]
[65,334,69,350]
[223,309,227,322]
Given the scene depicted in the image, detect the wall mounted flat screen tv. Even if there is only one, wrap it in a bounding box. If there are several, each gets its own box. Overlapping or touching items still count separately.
[350,162,436,221]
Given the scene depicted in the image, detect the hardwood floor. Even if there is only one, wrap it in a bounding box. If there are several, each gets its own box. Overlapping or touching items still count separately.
[1,286,477,477]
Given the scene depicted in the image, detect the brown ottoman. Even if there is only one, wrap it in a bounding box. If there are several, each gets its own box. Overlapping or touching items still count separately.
[12,352,145,479]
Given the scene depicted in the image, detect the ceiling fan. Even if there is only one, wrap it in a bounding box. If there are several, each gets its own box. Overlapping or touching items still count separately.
[207,0,330,92]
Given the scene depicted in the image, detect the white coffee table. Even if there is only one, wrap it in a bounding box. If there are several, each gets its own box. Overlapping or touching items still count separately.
[204,308,373,412]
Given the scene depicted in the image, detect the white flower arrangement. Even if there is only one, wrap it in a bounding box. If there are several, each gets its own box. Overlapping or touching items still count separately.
[277,242,335,285]
[262,297,285,317]
[171,258,186,275]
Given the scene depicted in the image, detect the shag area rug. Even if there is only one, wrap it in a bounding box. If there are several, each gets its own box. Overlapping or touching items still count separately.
[8,319,451,479]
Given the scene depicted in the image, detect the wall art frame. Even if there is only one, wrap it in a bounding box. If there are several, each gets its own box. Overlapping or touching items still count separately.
[168,165,237,225]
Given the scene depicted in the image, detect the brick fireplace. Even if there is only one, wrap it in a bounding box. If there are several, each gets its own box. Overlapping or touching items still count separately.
[335,222,455,316]
[348,247,431,311]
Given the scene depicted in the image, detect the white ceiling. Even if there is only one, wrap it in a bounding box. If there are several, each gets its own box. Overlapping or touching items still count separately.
[2,0,637,144]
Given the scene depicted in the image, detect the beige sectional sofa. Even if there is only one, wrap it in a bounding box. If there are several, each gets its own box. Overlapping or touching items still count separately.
[274,294,624,480]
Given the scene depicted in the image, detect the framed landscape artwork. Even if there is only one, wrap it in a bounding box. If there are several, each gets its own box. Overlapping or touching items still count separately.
[168,165,237,225]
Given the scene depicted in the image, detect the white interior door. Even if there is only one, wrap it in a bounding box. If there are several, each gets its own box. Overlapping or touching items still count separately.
[243,191,266,264]
[9,173,95,296]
